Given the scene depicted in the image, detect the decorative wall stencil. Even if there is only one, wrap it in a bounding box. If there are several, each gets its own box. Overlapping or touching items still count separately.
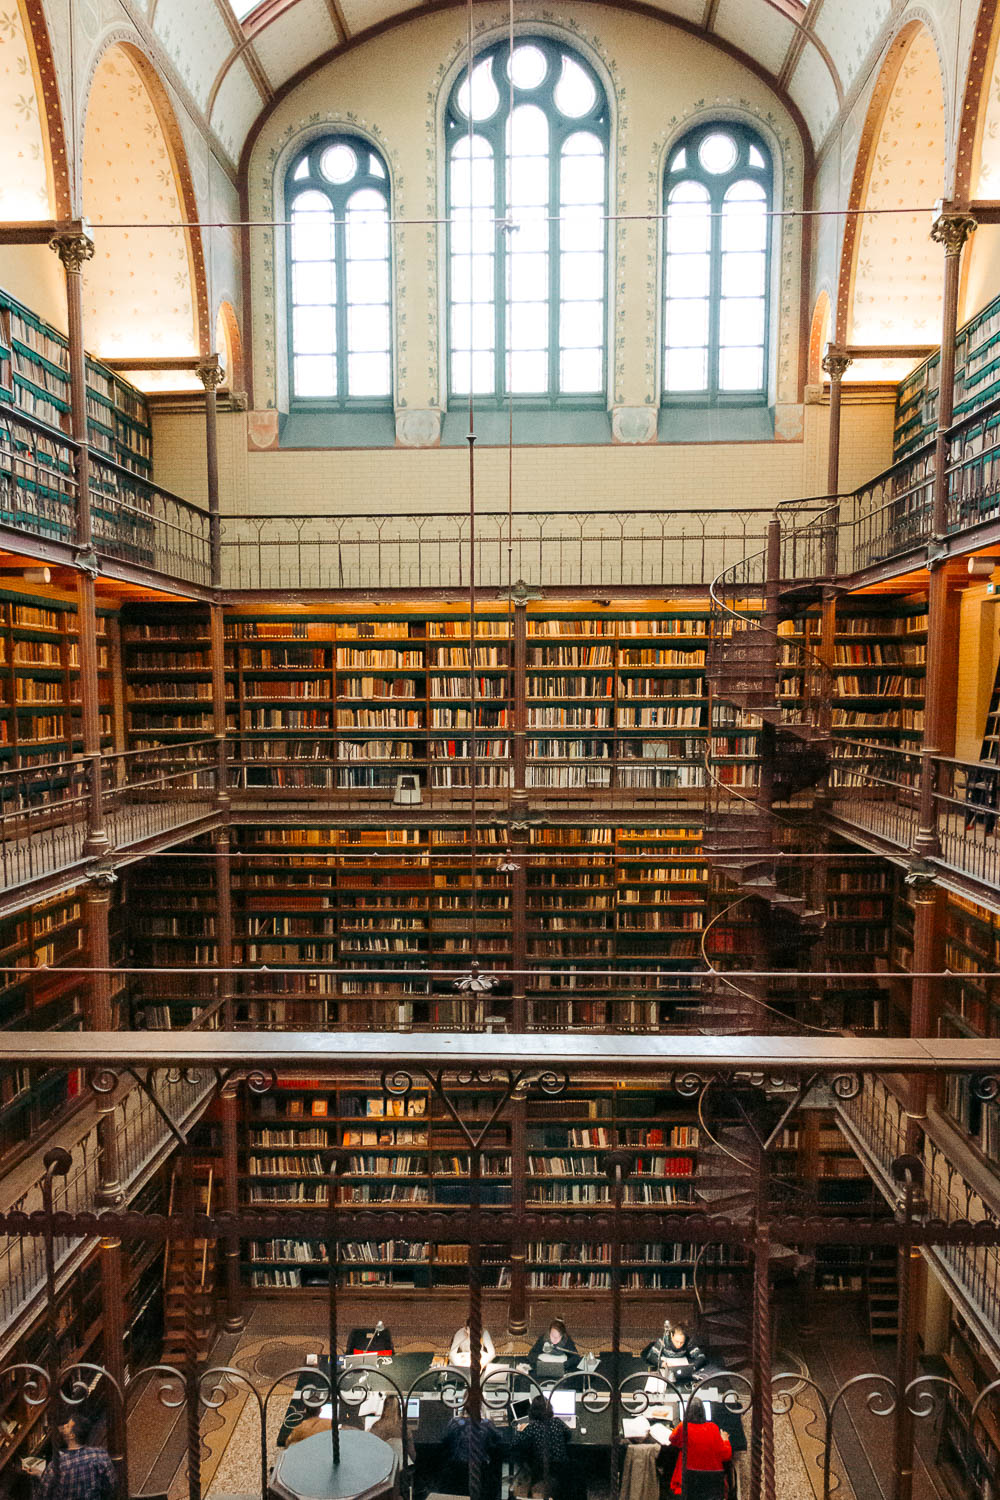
[774,402,804,442]
[252,0,338,92]
[848,28,946,365]
[248,409,280,449]
[787,42,838,146]
[210,59,266,167]
[396,408,441,447]
[611,406,656,445]
[0,0,53,217]
[151,0,233,112]
[81,46,199,372]
[814,0,892,96]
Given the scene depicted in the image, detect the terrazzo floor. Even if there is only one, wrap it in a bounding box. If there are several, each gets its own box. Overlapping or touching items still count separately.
[125,1295,867,1500]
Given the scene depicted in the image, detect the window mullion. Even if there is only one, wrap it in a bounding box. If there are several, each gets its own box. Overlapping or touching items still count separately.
[334,188,350,400]
[549,109,561,399]
[497,117,507,402]
[708,179,724,405]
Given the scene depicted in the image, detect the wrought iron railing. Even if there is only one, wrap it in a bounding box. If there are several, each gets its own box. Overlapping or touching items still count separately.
[0,1045,996,1500]
[828,739,1000,891]
[0,401,211,585]
[219,509,775,591]
[0,742,219,894]
[0,1070,213,1337]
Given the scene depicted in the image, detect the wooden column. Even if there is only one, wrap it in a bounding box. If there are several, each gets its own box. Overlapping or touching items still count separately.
[905,877,940,1154]
[506,823,529,1334]
[50,225,110,856]
[99,1231,127,1488]
[929,208,977,538]
[85,872,123,1206]
[915,563,962,854]
[196,356,225,586]
[821,347,852,497]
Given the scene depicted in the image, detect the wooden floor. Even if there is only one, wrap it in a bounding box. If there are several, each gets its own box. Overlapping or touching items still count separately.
[126,1291,960,1500]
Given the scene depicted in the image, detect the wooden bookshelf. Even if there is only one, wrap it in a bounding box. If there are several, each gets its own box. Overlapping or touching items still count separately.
[938,1307,1000,1498]
[823,854,895,1033]
[242,1077,707,1295]
[121,605,214,748]
[0,587,116,764]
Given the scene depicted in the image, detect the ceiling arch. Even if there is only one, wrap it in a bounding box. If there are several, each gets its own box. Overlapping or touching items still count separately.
[142,0,870,171]
[81,43,207,387]
[840,22,947,382]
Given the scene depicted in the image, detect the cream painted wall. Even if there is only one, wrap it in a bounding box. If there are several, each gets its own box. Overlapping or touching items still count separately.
[0,244,67,332]
[245,4,806,421]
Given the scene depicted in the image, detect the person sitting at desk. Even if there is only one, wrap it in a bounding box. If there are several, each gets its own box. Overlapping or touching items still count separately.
[642,1321,706,1377]
[666,1400,731,1495]
[528,1319,580,1372]
[514,1395,573,1500]
[449,1322,496,1368]
[439,1412,505,1500]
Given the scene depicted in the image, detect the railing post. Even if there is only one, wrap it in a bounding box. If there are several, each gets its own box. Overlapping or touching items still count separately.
[906,867,940,1150]
[99,1230,128,1494]
[85,864,124,1207]
[196,357,225,587]
[914,560,961,855]
[50,224,111,858]
[929,206,977,538]
[507,820,528,1334]
[821,347,853,497]
[891,1157,927,1500]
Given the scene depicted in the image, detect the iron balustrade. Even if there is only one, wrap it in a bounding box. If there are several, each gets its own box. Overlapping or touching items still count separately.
[87,450,211,587]
[0,742,219,895]
[0,1047,997,1500]
[0,1070,213,1342]
[828,739,1000,892]
[0,400,211,585]
[219,509,775,592]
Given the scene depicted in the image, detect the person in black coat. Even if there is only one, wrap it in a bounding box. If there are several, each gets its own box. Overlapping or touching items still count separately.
[438,1413,505,1500]
[641,1321,706,1376]
[528,1318,580,1372]
[514,1395,573,1500]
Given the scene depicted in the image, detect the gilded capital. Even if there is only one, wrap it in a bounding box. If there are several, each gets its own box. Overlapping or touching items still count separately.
[930,210,977,256]
[50,227,95,273]
[196,356,226,391]
[821,345,852,382]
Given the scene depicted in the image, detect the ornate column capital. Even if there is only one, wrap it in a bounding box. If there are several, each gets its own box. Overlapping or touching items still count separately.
[196,355,226,391]
[821,345,852,382]
[930,207,977,256]
[49,222,95,273]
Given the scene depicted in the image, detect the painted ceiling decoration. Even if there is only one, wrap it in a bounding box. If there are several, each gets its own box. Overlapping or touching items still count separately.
[82,45,201,389]
[163,0,860,170]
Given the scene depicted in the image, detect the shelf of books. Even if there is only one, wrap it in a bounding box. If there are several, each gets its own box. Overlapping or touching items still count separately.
[0,287,153,473]
[121,605,214,748]
[123,844,220,1030]
[830,596,927,752]
[939,894,1000,1161]
[823,851,895,1033]
[524,823,705,1028]
[0,587,116,763]
[243,1078,703,1294]
[0,881,128,1165]
[892,287,1000,462]
[938,1306,1000,1498]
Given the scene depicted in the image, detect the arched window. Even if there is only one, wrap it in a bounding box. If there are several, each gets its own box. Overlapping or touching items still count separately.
[445,38,609,402]
[285,135,392,405]
[662,123,772,403]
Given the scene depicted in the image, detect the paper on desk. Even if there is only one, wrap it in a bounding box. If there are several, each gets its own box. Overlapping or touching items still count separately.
[622,1416,650,1439]
[648,1423,674,1447]
[645,1377,668,1394]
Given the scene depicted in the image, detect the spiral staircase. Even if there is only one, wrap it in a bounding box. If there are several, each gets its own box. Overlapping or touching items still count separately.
[689,503,838,1367]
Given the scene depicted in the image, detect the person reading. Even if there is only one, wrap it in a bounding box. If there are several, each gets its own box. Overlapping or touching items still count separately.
[449,1322,496,1368]
[528,1318,580,1374]
[642,1320,706,1377]
[666,1399,731,1494]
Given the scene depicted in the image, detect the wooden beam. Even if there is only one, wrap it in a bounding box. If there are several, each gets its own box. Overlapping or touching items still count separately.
[841,344,938,360]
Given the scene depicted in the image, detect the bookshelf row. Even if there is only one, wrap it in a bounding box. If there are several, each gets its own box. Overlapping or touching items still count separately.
[0,589,117,761]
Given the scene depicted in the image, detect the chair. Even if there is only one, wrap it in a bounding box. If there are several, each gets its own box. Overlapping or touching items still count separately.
[680,1470,726,1500]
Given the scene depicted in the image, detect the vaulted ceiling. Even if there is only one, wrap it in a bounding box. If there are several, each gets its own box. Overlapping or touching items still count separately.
[139,0,890,171]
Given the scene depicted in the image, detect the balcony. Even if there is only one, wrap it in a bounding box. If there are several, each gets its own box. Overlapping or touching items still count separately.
[0,741,220,901]
[0,403,211,589]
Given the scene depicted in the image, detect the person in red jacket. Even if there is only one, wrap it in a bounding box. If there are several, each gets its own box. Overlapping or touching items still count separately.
[667,1399,732,1494]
